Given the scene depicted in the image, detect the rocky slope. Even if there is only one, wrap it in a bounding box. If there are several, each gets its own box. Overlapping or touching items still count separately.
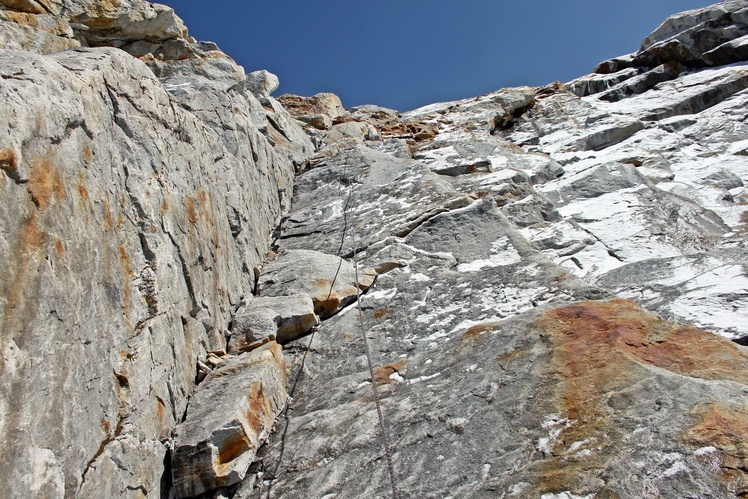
[0,1,747,498]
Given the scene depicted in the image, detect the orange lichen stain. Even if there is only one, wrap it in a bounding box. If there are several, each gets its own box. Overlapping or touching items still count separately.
[535,298,748,494]
[157,399,165,428]
[311,278,356,317]
[552,271,569,282]
[374,360,408,385]
[186,196,198,225]
[246,383,270,436]
[82,144,92,164]
[497,348,529,370]
[27,154,64,210]
[103,202,113,231]
[218,431,250,465]
[5,213,44,313]
[455,321,499,360]
[117,245,133,321]
[1,213,46,376]
[463,321,500,339]
[77,171,89,206]
[373,307,390,319]
[3,12,40,27]
[54,238,64,257]
[684,404,748,493]
[0,148,18,178]
[118,245,133,278]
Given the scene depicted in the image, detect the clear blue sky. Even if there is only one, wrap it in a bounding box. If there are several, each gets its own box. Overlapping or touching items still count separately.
[160,1,712,112]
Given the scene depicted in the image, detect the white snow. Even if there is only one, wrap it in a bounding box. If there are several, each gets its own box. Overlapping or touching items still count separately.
[367,287,398,300]
[407,372,441,384]
[694,446,718,457]
[456,236,522,272]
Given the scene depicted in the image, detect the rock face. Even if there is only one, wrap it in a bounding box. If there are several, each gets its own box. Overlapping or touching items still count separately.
[0,1,308,497]
[1,1,748,498]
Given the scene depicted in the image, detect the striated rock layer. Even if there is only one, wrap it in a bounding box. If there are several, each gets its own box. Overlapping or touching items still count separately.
[0,1,310,497]
[1,1,747,498]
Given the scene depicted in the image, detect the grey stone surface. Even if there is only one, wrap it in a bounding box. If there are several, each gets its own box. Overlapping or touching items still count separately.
[245,294,319,344]
[2,1,748,498]
[257,249,377,319]
[246,69,280,97]
[229,306,280,354]
[0,3,303,495]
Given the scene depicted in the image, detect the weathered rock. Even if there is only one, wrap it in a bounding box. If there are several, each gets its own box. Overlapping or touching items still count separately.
[277,92,346,130]
[171,342,287,498]
[0,18,301,499]
[229,306,280,354]
[242,294,319,344]
[257,249,377,318]
[3,1,748,497]
[246,69,280,97]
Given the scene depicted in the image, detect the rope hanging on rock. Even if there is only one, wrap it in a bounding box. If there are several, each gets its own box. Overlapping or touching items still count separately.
[330,158,400,498]
[353,250,400,499]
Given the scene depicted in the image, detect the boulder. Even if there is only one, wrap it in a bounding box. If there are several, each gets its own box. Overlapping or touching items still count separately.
[246,69,280,97]
[257,249,377,318]
[171,342,287,498]
[228,306,279,354]
[277,92,346,130]
[231,294,319,346]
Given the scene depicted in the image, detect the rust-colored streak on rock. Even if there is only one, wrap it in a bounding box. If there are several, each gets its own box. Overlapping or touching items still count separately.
[536,298,748,493]
[103,201,113,231]
[1,212,46,361]
[76,170,90,214]
[0,148,18,179]
[246,383,269,437]
[27,154,64,210]
[456,321,498,360]
[54,237,64,257]
[311,278,353,317]
[547,299,748,385]
[373,307,390,319]
[117,245,132,319]
[374,360,408,385]
[218,431,250,465]
[186,196,198,225]
[684,404,748,493]
[82,144,92,164]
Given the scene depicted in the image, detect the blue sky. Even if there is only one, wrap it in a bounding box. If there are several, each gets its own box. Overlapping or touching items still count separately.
[160,1,712,112]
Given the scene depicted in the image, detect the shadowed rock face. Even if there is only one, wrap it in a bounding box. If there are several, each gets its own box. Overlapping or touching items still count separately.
[1,1,748,498]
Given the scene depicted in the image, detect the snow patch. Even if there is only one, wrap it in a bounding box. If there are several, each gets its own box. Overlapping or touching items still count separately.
[457,236,522,272]
[368,287,398,300]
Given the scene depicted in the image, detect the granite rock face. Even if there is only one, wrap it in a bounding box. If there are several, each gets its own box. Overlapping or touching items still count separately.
[2,1,748,498]
[0,1,307,497]
[252,2,748,498]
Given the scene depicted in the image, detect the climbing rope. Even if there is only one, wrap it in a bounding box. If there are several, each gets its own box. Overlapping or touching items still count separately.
[352,247,400,499]
[334,158,400,497]
[272,156,400,498]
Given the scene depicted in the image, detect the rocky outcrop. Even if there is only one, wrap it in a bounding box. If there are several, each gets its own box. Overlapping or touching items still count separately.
[0,1,309,497]
[1,1,748,498]
[250,2,748,498]
[171,343,287,498]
